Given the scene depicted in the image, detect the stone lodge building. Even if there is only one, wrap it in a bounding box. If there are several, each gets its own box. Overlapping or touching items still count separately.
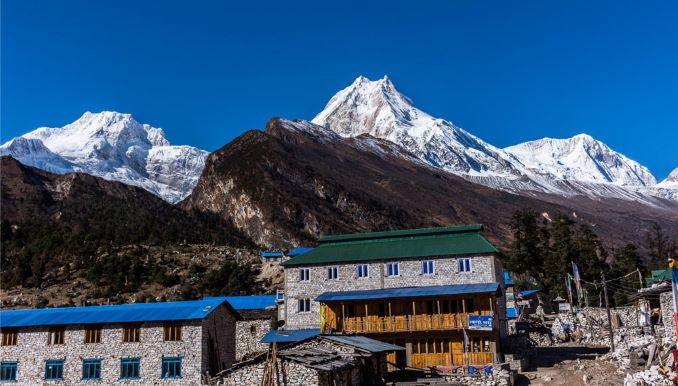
[0,298,239,385]
[279,225,506,368]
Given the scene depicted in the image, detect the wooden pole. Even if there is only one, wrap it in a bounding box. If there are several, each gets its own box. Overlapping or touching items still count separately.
[638,269,644,290]
[365,303,369,332]
[601,272,615,351]
[341,303,345,333]
[412,301,417,331]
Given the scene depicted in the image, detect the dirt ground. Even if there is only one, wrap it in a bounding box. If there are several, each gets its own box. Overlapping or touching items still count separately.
[516,345,625,386]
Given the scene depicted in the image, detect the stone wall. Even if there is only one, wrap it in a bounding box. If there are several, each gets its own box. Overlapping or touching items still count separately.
[284,254,501,329]
[217,356,322,386]
[0,321,204,385]
[660,291,675,333]
[234,319,271,361]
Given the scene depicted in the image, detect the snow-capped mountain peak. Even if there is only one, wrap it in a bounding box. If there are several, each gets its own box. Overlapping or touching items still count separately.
[1,111,207,203]
[504,134,657,186]
[657,167,678,189]
[312,76,522,177]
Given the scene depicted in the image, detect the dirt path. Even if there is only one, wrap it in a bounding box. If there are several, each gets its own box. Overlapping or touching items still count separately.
[516,345,625,386]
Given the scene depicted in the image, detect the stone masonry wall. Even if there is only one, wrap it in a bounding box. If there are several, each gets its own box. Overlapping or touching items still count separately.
[661,291,675,333]
[284,254,500,329]
[218,357,321,386]
[0,321,204,385]
[234,319,271,361]
[201,303,238,376]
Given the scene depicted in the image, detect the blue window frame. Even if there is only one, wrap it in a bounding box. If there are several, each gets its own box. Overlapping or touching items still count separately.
[357,264,369,278]
[458,258,471,273]
[120,358,140,380]
[0,362,18,382]
[386,262,400,277]
[45,359,64,380]
[422,260,435,275]
[82,359,101,380]
[161,357,182,379]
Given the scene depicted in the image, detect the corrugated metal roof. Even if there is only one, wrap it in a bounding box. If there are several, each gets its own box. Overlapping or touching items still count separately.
[282,225,498,267]
[260,328,321,343]
[0,298,231,328]
[322,335,405,353]
[261,251,284,257]
[518,289,540,297]
[219,295,277,310]
[315,283,500,302]
[288,247,313,257]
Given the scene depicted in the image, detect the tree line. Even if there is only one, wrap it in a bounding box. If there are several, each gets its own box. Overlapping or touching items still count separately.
[505,208,677,307]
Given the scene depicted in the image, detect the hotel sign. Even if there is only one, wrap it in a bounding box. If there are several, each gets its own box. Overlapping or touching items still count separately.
[468,315,493,330]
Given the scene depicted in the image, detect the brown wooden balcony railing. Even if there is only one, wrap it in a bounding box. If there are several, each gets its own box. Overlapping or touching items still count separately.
[340,313,489,333]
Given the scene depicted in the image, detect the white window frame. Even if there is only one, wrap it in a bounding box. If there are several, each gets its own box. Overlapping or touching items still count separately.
[298,298,311,313]
[386,262,400,277]
[458,258,472,273]
[422,260,436,275]
[299,268,310,282]
[357,264,369,279]
[327,266,339,280]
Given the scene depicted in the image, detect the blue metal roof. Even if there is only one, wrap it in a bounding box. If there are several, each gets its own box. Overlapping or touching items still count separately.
[261,251,284,257]
[503,271,514,286]
[260,328,320,343]
[316,283,500,302]
[322,335,404,352]
[0,298,231,328]
[518,289,540,297]
[219,295,277,310]
[288,247,313,257]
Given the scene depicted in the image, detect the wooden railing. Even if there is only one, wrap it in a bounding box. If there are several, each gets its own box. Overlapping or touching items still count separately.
[341,313,485,333]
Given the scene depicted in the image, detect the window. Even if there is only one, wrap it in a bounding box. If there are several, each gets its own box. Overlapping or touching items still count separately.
[120,358,140,380]
[163,323,182,341]
[357,264,369,278]
[161,357,182,379]
[458,258,471,273]
[84,326,102,344]
[122,325,140,342]
[1,330,17,346]
[299,268,310,282]
[0,362,17,382]
[386,262,400,277]
[298,298,311,313]
[422,260,435,275]
[82,359,101,380]
[249,325,257,335]
[45,359,64,380]
[327,266,339,280]
[47,328,65,345]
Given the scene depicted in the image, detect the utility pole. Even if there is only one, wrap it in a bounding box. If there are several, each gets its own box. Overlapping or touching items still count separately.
[601,272,615,351]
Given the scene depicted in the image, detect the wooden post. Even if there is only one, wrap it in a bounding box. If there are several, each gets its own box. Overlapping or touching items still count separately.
[437,300,441,329]
[388,302,393,331]
[462,299,467,328]
[365,303,369,332]
[601,272,615,351]
[341,303,345,332]
[412,301,417,331]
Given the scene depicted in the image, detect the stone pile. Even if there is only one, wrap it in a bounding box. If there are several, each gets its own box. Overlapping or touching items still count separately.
[603,332,676,385]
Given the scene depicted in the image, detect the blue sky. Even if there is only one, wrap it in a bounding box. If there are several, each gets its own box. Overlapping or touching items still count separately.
[2,0,677,178]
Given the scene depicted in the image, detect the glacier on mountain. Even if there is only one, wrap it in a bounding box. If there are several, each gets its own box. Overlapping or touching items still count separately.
[0,111,207,203]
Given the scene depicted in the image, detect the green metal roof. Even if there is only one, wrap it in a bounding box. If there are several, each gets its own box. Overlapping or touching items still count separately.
[282,225,498,267]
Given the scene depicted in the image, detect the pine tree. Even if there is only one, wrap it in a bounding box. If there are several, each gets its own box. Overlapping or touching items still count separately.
[644,223,677,270]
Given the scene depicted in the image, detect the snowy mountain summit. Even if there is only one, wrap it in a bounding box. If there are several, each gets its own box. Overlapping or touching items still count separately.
[1,111,207,203]
[311,76,674,203]
[504,134,657,186]
[312,76,521,178]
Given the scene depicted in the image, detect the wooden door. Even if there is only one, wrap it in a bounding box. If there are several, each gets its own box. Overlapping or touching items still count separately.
[451,336,464,365]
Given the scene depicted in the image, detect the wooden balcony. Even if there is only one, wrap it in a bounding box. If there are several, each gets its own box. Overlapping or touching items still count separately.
[340,313,487,333]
